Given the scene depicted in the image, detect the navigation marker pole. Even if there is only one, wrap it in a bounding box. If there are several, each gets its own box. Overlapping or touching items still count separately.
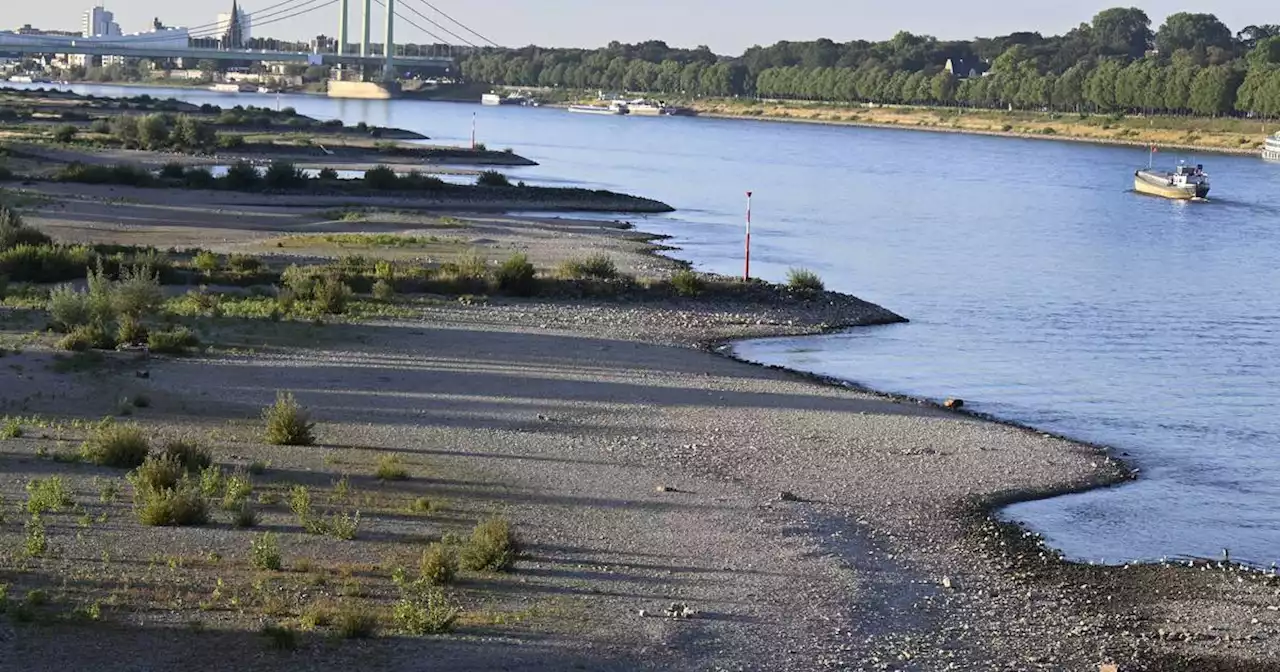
[471,113,477,150]
[744,191,753,281]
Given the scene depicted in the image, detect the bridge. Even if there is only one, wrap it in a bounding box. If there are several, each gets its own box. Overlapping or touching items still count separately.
[0,0,496,78]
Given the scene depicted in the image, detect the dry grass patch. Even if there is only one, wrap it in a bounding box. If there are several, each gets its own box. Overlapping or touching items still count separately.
[374,454,409,481]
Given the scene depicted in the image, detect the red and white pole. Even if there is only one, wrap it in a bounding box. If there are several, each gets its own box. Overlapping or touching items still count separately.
[744,191,753,281]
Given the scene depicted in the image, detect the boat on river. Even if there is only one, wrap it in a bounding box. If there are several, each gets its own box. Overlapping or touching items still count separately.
[568,102,627,115]
[1134,163,1210,200]
[1264,132,1280,161]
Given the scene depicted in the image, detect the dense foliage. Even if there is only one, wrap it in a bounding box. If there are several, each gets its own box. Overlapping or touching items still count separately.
[461,10,1280,117]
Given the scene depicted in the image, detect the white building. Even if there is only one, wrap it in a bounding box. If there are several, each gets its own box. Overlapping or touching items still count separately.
[82,5,121,38]
[215,7,252,44]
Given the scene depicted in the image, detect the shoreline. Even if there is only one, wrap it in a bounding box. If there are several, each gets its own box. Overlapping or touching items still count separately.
[695,110,1265,157]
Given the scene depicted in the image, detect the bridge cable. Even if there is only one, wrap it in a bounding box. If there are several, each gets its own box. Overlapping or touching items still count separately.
[411,0,498,47]
[394,0,478,47]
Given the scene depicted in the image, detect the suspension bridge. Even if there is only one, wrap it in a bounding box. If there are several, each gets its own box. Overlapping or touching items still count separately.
[0,0,498,83]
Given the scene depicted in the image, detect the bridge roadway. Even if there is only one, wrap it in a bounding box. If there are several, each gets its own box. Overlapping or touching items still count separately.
[0,37,453,69]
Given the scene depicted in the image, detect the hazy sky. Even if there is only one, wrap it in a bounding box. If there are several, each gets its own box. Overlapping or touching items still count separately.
[8,1,1275,53]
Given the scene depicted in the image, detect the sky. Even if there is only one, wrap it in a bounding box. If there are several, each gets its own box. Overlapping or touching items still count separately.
[8,0,1275,54]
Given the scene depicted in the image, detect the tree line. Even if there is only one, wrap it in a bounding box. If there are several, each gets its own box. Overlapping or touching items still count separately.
[459,9,1280,117]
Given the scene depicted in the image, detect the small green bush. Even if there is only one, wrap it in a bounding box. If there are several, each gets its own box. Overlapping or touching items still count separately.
[460,516,519,572]
[786,268,825,294]
[363,165,399,190]
[1,417,21,439]
[216,134,246,149]
[263,392,315,446]
[116,314,149,345]
[393,583,458,635]
[161,440,211,471]
[263,160,305,189]
[418,543,457,586]
[226,254,263,273]
[24,516,48,558]
[148,327,200,355]
[81,422,150,468]
[183,166,216,189]
[1,244,92,284]
[250,531,283,570]
[57,323,114,352]
[0,208,52,249]
[317,167,339,180]
[234,503,258,528]
[134,478,209,527]
[260,623,298,650]
[670,269,705,297]
[192,250,220,274]
[375,454,408,481]
[280,264,316,298]
[313,275,352,315]
[475,170,510,187]
[25,477,74,515]
[222,470,253,511]
[335,604,378,638]
[221,160,260,190]
[53,124,78,143]
[557,253,617,280]
[112,264,163,317]
[371,278,395,301]
[496,253,537,297]
[128,454,185,491]
[159,162,186,179]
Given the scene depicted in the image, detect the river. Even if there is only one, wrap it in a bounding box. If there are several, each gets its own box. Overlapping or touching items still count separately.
[11,83,1280,565]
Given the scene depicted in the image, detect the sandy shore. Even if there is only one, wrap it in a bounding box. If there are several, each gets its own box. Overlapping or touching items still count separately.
[2,187,1278,669]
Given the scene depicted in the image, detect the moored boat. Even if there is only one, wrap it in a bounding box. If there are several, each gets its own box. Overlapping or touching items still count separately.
[1264,132,1280,161]
[568,102,626,115]
[1134,163,1209,200]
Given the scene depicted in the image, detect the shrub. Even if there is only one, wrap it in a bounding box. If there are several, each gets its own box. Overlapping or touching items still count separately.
[260,623,298,651]
[460,516,519,572]
[226,254,263,274]
[400,171,444,190]
[475,170,511,187]
[216,134,246,149]
[317,167,339,180]
[134,478,209,526]
[116,314,148,345]
[53,124,78,143]
[264,392,315,446]
[183,166,216,189]
[159,162,186,179]
[393,584,458,635]
[112,264,163,317]
[24,516,48,558]
[363,165,399,190]
[670,269,705,297]
[0,244,93,283]
[1,416,21,439]
[89,118,111,134]
[335,604,378,638]
[128,454,185,491]
[222,470,253,511]
[48,285,94,331]
[161,440,212,472]
[81,421,149,468]
[263,160,305,189]
[25,477,74,515]
[148,327,200,355]
[495,253,537,297]
[199,464,224,497]
[418,544,457,585]
[192,250,220,274]
[288,485,313,521]
[786,268,825,294]
[0,208,52,249]
[557,254,617,280]
[221,160,260,190]
[375,454,408,481]
[313,275,352,314]
[57,323,115,351]
[234,503,258,528]
[371,279,395,301]
[280,264,316,298]
[250,532,283,570]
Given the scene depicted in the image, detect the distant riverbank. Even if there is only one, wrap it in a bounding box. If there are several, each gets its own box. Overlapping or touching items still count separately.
[691,99,1270,156]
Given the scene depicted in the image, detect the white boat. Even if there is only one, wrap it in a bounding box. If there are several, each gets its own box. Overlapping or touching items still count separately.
[1264,132,1280,161]
[482,92,532,106]
[210,83,254,93]
[568,102,627,115]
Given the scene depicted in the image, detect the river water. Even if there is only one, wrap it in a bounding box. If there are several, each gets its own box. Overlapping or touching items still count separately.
[12,83,1280,565]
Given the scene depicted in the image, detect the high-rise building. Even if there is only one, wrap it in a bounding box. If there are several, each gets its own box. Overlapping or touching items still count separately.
[216,1,252,49]
[82,4,121,38]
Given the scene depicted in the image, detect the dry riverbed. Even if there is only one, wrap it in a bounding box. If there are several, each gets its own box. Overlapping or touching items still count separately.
[0,185,1277,671]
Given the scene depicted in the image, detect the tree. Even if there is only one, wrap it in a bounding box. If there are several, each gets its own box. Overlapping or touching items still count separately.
[1054,63,1089,110]
[1091,7,1154,60]
[136,114,170,150]
[1248,37,1280,68]
[1156,13,1234,55]
[931,71,957,105]
[1237,25,1280,50]
[1188,65,1243,115]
